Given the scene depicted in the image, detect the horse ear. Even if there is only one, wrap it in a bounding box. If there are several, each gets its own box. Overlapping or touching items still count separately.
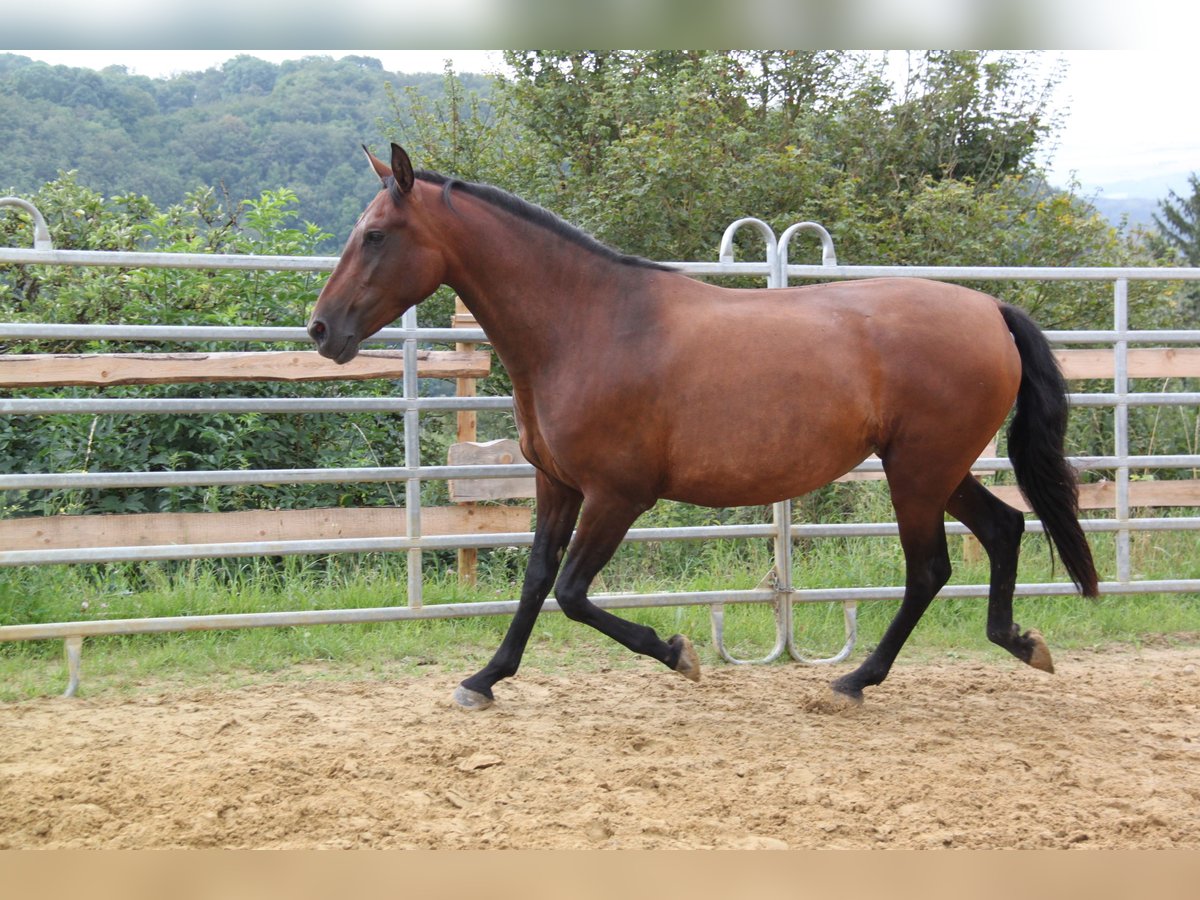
[362,145,392,184]
[390,143,415,194]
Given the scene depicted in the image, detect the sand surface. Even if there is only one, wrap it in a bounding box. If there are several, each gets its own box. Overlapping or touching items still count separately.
[2,644,1199,849]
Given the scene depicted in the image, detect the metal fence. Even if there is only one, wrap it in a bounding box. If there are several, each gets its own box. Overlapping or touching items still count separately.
[3,197,1200,695]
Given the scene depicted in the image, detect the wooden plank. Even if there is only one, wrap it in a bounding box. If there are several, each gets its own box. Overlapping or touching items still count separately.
[836,439,998,483]
[448,439,537,501]
[1056,348,1200,381]
[23,345,1200,386]
[990,479,1200,512]
[453,299,481,447]
[454,297,482,585]
[0,349,490,387]
[1055,349,1110,380]
[453,307,482,330]
[0,505,531,551]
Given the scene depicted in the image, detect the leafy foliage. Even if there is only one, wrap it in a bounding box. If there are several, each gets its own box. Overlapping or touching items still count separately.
[2,50,1194,576]
[386,50,1160,334]
[0,177,427,520]
[0,53,490,249]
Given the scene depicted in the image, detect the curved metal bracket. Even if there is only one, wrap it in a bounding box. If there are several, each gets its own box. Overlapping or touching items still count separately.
[710,591,859,666]
[787,600,858,665]
[63,635,83,697]
[718,217,781,288]
[710,600,789,665]
[779,221,836,281]
[0,197,54,251]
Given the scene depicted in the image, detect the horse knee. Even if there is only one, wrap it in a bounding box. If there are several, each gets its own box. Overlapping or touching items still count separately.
[558,603,590,624]
[523,554,560,594]
[931,553,952,592]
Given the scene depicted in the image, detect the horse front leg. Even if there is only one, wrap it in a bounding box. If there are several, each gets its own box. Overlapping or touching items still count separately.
[454,472,581,710]
[553,494,701,682]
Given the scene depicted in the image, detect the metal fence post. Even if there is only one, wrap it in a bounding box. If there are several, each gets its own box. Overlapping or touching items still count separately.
[1114,278,1132,584]
[403,306,423,608]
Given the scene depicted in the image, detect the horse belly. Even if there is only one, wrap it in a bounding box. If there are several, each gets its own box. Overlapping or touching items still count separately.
[659,397,876,508]
[649,309,881,506]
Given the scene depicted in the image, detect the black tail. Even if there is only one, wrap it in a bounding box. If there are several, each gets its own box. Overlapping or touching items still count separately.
[1000,304,1100,597]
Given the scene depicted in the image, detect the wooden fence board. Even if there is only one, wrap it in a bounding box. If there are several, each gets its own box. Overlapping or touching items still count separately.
[836,440,999,483]
[0,349,490,387]
[448,439,537,501]
[0,504,531,551]
[1056,348,1200,380]
[989,479,1200,513]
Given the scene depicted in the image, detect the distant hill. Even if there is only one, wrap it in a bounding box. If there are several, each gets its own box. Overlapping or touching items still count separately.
[1094,170,1195,204]
[1070,170,1195,233]
[0,53,492,249]
[1090,196,1161,232]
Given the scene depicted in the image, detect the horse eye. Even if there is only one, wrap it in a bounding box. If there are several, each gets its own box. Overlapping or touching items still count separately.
[364,230,386,245]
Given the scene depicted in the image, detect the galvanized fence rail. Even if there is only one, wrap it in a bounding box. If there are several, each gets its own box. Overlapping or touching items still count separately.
[3,198,1200,695]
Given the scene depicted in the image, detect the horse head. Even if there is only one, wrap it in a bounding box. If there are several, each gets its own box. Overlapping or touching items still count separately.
[308,143,446,363]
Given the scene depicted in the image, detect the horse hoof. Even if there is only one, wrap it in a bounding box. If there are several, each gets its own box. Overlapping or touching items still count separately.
[1025,629,1055,674]
[453,685,494,711]
[828,675,865,707]
[670,634,701,683]
[805,685,863,714]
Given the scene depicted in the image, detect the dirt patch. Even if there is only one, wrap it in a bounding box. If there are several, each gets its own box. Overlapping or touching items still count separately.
[2,645,1199,848]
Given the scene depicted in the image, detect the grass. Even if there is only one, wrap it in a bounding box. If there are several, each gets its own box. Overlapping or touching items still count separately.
[1,481,1198,699]
[4,514,1200,701]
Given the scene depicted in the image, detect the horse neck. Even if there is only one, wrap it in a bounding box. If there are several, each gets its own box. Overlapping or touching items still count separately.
[434,198,658,383]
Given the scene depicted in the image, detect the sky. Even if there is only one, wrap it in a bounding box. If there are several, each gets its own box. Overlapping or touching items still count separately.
[9,48,1199,201]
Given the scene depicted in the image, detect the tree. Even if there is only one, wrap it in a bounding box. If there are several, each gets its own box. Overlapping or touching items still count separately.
[0,175,420,521]
[1154,173,1200,267]
[220,55,278,97]
[1149,172,1200,323]
[472,49,1128,322]
[884,51,1061,185]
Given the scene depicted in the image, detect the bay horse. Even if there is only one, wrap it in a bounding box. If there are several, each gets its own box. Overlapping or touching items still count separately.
[308,143,1099,709]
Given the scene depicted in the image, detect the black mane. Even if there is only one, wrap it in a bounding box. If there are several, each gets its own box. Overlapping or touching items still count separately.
[401,171,672,272]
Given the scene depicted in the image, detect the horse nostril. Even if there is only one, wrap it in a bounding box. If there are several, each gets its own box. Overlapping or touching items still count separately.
[308,318,327,344]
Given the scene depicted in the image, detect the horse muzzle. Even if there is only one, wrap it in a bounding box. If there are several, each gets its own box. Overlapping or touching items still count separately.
[307,316,360,364]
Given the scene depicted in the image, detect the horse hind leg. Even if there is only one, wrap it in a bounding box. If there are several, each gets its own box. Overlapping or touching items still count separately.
[827,435,1006,706]
[830,499,952,705]
[947,475,1054,673]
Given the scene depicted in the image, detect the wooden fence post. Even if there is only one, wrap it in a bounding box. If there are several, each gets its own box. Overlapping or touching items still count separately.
[454,296,480,586]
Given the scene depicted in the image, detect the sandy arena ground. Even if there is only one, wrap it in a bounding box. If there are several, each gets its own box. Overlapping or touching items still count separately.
[2,643,1199,849]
